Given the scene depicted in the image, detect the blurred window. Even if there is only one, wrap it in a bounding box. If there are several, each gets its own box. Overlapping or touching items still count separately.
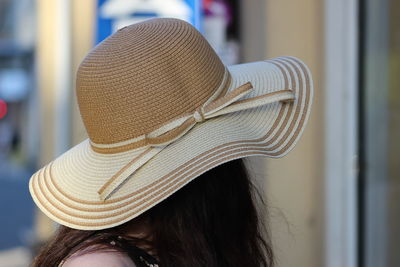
[0,0,36,252]
[360,0,400,266]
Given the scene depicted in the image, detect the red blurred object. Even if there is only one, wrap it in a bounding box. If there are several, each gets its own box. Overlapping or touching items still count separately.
[0,99,7,119]
[203,0,213,11]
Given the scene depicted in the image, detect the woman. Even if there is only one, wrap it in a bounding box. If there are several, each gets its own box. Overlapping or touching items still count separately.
[29,18,313,267]
[32,159,273,266]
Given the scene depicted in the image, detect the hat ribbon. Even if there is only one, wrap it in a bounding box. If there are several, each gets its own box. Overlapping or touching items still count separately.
[97,83,295,201]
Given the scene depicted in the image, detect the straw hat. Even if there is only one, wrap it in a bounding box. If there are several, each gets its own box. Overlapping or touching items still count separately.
[29,18,313,230]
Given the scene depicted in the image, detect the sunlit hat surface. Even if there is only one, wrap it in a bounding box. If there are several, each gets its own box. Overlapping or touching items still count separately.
[29,18,314,230]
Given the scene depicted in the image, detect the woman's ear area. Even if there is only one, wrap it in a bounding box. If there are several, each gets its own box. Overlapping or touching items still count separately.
[61,250,136,267]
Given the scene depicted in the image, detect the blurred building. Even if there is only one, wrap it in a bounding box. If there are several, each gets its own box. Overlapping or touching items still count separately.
[0,0,37,266]
[0,0,398,266]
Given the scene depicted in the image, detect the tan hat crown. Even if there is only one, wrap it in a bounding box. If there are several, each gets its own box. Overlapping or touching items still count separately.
[76,18,226,145]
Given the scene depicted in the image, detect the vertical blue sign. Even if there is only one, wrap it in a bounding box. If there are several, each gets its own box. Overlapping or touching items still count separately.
[96,0,112,44]
[96,0,202,44]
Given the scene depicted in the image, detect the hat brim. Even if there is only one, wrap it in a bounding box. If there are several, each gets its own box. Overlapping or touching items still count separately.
[29,56,313,230]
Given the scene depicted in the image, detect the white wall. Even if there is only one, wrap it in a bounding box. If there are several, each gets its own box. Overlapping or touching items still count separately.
[242,0,325,266]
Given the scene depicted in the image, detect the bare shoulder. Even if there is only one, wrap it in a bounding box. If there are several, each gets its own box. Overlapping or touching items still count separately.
[61,250,136,267]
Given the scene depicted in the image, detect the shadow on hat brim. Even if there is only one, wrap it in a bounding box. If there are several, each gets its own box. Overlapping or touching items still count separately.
[29,56,313,230]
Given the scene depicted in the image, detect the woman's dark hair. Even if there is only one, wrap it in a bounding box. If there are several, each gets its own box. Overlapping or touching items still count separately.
[31,159,274,267]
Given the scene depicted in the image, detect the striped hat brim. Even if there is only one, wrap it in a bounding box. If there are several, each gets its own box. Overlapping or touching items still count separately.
[29,56,313,230]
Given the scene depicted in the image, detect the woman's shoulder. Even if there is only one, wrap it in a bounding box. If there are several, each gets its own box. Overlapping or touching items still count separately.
[61,250,136,267]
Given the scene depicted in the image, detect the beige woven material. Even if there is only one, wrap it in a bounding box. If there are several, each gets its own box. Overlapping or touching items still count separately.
[29,18,314,230]
[77,18,226,144]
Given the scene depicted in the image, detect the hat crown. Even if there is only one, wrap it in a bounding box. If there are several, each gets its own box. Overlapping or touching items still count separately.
[76,18,226,145]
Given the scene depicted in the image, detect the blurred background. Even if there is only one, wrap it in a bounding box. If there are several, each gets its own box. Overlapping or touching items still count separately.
[0,0,398,266]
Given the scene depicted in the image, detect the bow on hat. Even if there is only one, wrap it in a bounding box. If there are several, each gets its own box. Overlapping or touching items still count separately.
[93,74,295,201]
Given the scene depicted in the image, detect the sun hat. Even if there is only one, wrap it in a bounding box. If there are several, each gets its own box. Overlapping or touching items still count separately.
[29,18,313,230]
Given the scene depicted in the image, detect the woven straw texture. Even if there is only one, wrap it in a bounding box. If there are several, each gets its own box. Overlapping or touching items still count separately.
[77,18,226,144]
[28,18,314,231]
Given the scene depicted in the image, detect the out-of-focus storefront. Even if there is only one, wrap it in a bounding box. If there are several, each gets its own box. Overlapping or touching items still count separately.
[0,0,37,265]
[361,0,400,266]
